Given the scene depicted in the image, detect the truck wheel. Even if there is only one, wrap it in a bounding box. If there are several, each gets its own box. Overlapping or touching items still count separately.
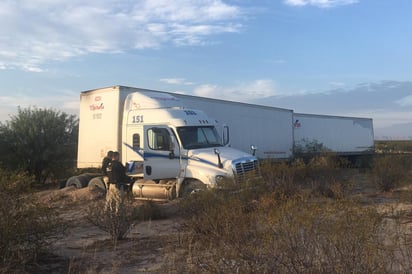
[180,179,207,197]
[88,177,106,193]
[65,174,89,188]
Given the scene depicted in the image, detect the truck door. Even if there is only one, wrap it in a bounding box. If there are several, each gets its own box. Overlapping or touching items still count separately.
[143,125,180,180]
[124,125,145,176]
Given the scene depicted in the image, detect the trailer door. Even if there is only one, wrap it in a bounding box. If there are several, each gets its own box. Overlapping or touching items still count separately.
[143,125,180,180]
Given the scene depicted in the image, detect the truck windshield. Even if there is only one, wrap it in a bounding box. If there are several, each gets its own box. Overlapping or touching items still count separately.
[177,126,223,149]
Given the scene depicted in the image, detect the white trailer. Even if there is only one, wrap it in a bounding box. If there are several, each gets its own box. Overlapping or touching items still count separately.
[293,113,374,155]
[75,86,259,199]
[172,94,294,160]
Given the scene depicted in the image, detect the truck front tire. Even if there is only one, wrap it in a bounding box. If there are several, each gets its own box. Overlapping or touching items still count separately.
[180,179,207,197]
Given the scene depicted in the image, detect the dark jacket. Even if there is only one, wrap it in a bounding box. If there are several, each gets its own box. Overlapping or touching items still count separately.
[102,157,112,176]
[108,160,130,184]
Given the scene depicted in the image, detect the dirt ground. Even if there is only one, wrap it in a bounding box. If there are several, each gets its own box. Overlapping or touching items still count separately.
[32,169,412,273]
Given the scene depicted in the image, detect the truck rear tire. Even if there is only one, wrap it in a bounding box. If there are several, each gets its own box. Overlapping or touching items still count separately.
[66,176,83,188]
[66,173,100,188]
[88,177,106,193]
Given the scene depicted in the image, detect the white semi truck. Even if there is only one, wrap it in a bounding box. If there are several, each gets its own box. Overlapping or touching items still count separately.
[293,113,375,155]
[73,86,259,199]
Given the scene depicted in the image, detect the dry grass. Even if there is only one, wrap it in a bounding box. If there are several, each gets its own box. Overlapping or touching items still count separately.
[1,151,412,273]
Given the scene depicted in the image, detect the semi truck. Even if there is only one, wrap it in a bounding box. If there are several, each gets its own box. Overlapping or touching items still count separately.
[293,113,375,156]
[72,86,259,200]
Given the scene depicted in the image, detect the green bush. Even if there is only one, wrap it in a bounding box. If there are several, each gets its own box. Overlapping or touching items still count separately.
[0,169,66,273]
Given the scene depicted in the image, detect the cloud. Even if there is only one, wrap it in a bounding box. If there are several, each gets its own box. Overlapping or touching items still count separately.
[192,79,278,102]
[396,95,412,107]
[160,78,194,85]
[0,0,244,71]
[284,0,358,8]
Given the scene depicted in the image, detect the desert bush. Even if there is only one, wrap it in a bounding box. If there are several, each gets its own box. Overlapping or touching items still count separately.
[0,169,36,194]
[178,189,262,273]
[260,196,390,273]
[86,193,141,245]
[259,156,353,199]
[0,170,66,273]
[372,155,411,192]
[85,191,167,245]
[175,187,411,273]
[294,138,329,155]
[387,212,412,272]
[259,160,304,197]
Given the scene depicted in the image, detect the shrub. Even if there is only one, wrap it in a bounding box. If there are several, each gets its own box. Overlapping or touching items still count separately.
[176,190,405,273]
[0,169,36,193]
[0,169,66,273]
[178,189,262,273]
[372,155,410,192]
[259,156,353,199]
[85,192,161,245]
[260,196,389,273]
[259,160,304,197]
[86,196,139,245]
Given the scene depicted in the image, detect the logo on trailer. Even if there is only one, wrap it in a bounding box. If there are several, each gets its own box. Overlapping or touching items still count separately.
[293,119,301,128]
[90,103,104,111]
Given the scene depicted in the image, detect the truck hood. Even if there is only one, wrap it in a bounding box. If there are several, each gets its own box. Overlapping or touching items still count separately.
[187,146,256,168]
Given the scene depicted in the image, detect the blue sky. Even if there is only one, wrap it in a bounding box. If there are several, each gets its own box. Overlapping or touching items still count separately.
[0,0,411,139]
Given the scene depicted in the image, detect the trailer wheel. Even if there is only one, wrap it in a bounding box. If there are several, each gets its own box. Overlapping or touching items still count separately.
[65,174,89,188]
[180,179,207,197]
[65,173,102,189]
[88,176,106,193]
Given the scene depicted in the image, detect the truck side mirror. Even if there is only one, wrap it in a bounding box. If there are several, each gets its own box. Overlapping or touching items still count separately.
[250,145,258,156]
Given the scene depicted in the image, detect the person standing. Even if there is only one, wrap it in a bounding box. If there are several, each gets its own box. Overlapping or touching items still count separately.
[106,151,130,211]
[102,150,113,192]
[102,150,113,176]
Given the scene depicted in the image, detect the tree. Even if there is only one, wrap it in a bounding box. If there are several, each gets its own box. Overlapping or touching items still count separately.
[0,107,78,183]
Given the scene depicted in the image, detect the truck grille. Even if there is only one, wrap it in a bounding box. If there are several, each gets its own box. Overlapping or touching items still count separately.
[233,158,259,180]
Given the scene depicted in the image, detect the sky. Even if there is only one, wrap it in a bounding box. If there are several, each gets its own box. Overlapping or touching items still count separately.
[0,0,411,139]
